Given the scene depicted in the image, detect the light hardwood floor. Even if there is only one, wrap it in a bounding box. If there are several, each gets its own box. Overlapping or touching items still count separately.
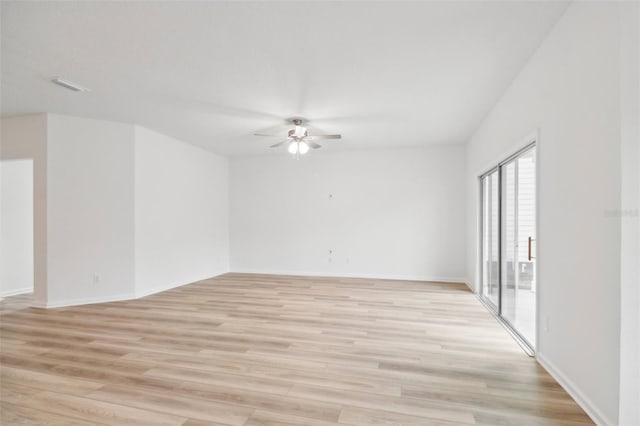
[0,273,592,425]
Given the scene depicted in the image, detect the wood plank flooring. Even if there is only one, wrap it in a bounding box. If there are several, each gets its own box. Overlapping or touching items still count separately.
[0,273,593,425]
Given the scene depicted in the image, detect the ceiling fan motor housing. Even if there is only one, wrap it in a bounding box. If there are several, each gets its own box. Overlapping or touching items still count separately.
[288,128,308,139]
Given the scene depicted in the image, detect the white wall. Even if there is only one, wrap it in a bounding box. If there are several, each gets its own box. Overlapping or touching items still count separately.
[619,2,640,425]
[0,159,34,296]
[1,115,229,307]
[465,3,631,424]
[46,114,135,306]
[0,114,48,303]
[134,126,229,296]
[231,146,466,281]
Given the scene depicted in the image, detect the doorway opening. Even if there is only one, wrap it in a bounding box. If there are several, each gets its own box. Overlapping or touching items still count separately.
[0,159,34,299]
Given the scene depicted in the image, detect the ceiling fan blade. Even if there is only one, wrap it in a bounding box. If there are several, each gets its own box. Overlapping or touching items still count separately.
[269,141,288,148]
[307,141,322,149]
[310,134,342,140]
[254,133,281,137]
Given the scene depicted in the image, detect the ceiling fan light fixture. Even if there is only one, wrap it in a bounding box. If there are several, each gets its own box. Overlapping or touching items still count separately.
[288,141,299,154]
[298,141,309,154]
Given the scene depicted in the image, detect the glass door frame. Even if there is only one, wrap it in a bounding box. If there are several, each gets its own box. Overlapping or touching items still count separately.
[480,168,500,313]
[478,140,537,355]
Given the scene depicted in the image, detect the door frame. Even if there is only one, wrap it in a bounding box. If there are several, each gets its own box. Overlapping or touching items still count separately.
[479,167,501,313]
[477,132,539,355]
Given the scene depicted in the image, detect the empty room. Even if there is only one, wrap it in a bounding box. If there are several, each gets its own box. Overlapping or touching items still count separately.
[0,1,638,425]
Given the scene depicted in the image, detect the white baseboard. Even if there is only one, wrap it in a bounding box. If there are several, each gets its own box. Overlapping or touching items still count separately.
[1,287,33,298]
[536,352,613,426]
[31,292,137,309]
[26,270,463,308]
[462,279,475,292]
[229,269,466,284]
[136,271,229,298]
[30,272,231,309]
[135,280,193,298]
[136,282,182,299]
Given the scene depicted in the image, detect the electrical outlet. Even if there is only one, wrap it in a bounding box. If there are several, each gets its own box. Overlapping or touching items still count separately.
[93,273,101,284]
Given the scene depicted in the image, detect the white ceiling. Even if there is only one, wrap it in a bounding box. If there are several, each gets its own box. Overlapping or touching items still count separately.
[1,1,568,157]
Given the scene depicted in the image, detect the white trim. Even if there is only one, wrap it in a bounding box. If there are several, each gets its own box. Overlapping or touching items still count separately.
[537,352,613,426]
[534,131,541,357]
[31,292,136,309]
[30,272,230,308]
[463,280,475,292]
[136,281,191,298]
[1,287,33,298]
[135,271,229,298]
[230,269,466,284]
[27,271,466,308]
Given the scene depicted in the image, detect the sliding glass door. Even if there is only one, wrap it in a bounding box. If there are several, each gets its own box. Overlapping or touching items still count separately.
[480,144,536,351]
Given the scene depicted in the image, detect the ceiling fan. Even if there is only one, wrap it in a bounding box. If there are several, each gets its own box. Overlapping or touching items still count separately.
[254,118,342,156]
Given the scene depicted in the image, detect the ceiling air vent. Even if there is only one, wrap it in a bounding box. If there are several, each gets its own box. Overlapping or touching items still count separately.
[51,77,90,92]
